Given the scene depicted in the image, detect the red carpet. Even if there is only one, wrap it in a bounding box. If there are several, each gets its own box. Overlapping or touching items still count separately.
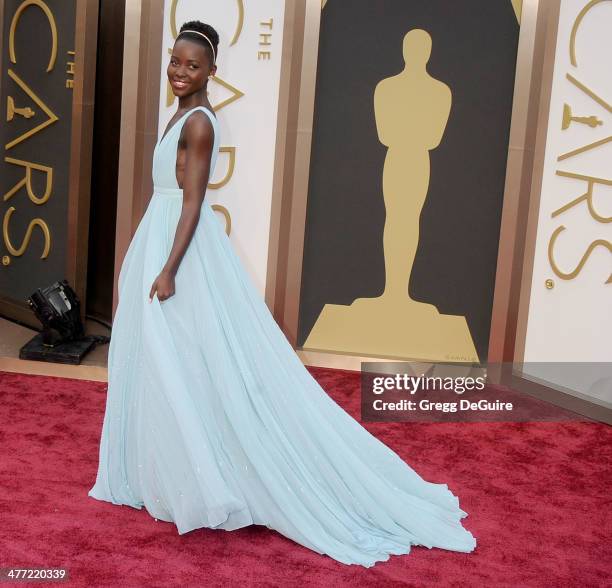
[0,368,610,587]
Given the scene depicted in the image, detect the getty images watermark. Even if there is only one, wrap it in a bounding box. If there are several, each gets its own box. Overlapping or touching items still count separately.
[360,362,605,422]
[370,371,511,412]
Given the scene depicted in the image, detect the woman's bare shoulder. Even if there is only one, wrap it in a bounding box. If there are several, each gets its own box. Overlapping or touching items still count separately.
[181,109,215,146]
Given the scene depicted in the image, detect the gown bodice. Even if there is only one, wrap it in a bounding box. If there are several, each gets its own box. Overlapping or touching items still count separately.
[152,105,219,195]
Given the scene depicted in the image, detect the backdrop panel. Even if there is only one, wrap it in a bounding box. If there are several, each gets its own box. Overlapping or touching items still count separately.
[521,0,612,403]
[298,0,520,363]
[0,0,76,321]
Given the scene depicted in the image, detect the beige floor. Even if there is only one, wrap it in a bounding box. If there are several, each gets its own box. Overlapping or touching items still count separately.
[0,316,109,382]
[0,316,375,384]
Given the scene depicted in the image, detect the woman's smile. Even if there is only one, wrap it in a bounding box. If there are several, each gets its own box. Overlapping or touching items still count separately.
[171,79,190,90]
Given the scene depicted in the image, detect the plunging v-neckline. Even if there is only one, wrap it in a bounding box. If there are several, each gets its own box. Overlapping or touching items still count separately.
[158,105,216,145]
[159,108,195,145]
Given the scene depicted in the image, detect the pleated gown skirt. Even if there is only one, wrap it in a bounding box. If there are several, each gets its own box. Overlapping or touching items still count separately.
[88,105,477,567]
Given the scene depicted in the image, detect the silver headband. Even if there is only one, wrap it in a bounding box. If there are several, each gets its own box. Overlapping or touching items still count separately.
[178,29,216,64]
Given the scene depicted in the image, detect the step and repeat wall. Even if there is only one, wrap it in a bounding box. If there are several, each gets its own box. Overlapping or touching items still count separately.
[518,0,611,404]
[157,0,285,295]
[297,0,521,363]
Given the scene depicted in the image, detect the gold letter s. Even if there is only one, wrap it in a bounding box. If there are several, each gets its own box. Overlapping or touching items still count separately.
[548,225,612,284]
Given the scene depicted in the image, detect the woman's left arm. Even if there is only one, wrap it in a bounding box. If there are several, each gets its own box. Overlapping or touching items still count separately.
[149,113,214,302]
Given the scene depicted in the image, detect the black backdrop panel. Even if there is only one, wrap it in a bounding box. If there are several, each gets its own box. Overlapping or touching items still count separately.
[297,0,519,361]
[0,0,76,307]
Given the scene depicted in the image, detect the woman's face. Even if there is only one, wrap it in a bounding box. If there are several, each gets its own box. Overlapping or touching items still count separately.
[167,38,216,97]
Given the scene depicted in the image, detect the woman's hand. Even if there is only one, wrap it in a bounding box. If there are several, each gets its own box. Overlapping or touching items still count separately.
[149,269,176,303]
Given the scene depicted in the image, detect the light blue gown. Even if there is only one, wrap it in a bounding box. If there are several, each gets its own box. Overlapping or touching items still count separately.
[89,105,477,567]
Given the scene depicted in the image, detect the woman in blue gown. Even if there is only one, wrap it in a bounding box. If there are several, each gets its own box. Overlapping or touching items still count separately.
[89,20,477,567]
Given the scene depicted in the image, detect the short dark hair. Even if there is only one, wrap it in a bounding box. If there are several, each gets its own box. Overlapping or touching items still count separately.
[177,21,219,64]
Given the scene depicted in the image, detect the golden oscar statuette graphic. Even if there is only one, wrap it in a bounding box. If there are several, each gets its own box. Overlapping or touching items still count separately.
[304,30,478,362]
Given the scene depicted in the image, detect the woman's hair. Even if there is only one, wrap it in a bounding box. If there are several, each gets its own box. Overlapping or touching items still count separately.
[177,21,219,65]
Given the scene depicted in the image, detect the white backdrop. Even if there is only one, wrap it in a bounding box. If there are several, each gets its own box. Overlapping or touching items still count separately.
[521,0,612,402]
[158,0,286,295]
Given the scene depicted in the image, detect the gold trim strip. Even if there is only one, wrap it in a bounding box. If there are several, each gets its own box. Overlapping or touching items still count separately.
[66,0,99,324]
[113,0,164,317]
[488,0,554,364]
[509,0,562,365]
[278,0,322,345]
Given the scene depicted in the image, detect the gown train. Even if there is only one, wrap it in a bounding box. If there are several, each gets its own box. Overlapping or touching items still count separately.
[89,105,477,567]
